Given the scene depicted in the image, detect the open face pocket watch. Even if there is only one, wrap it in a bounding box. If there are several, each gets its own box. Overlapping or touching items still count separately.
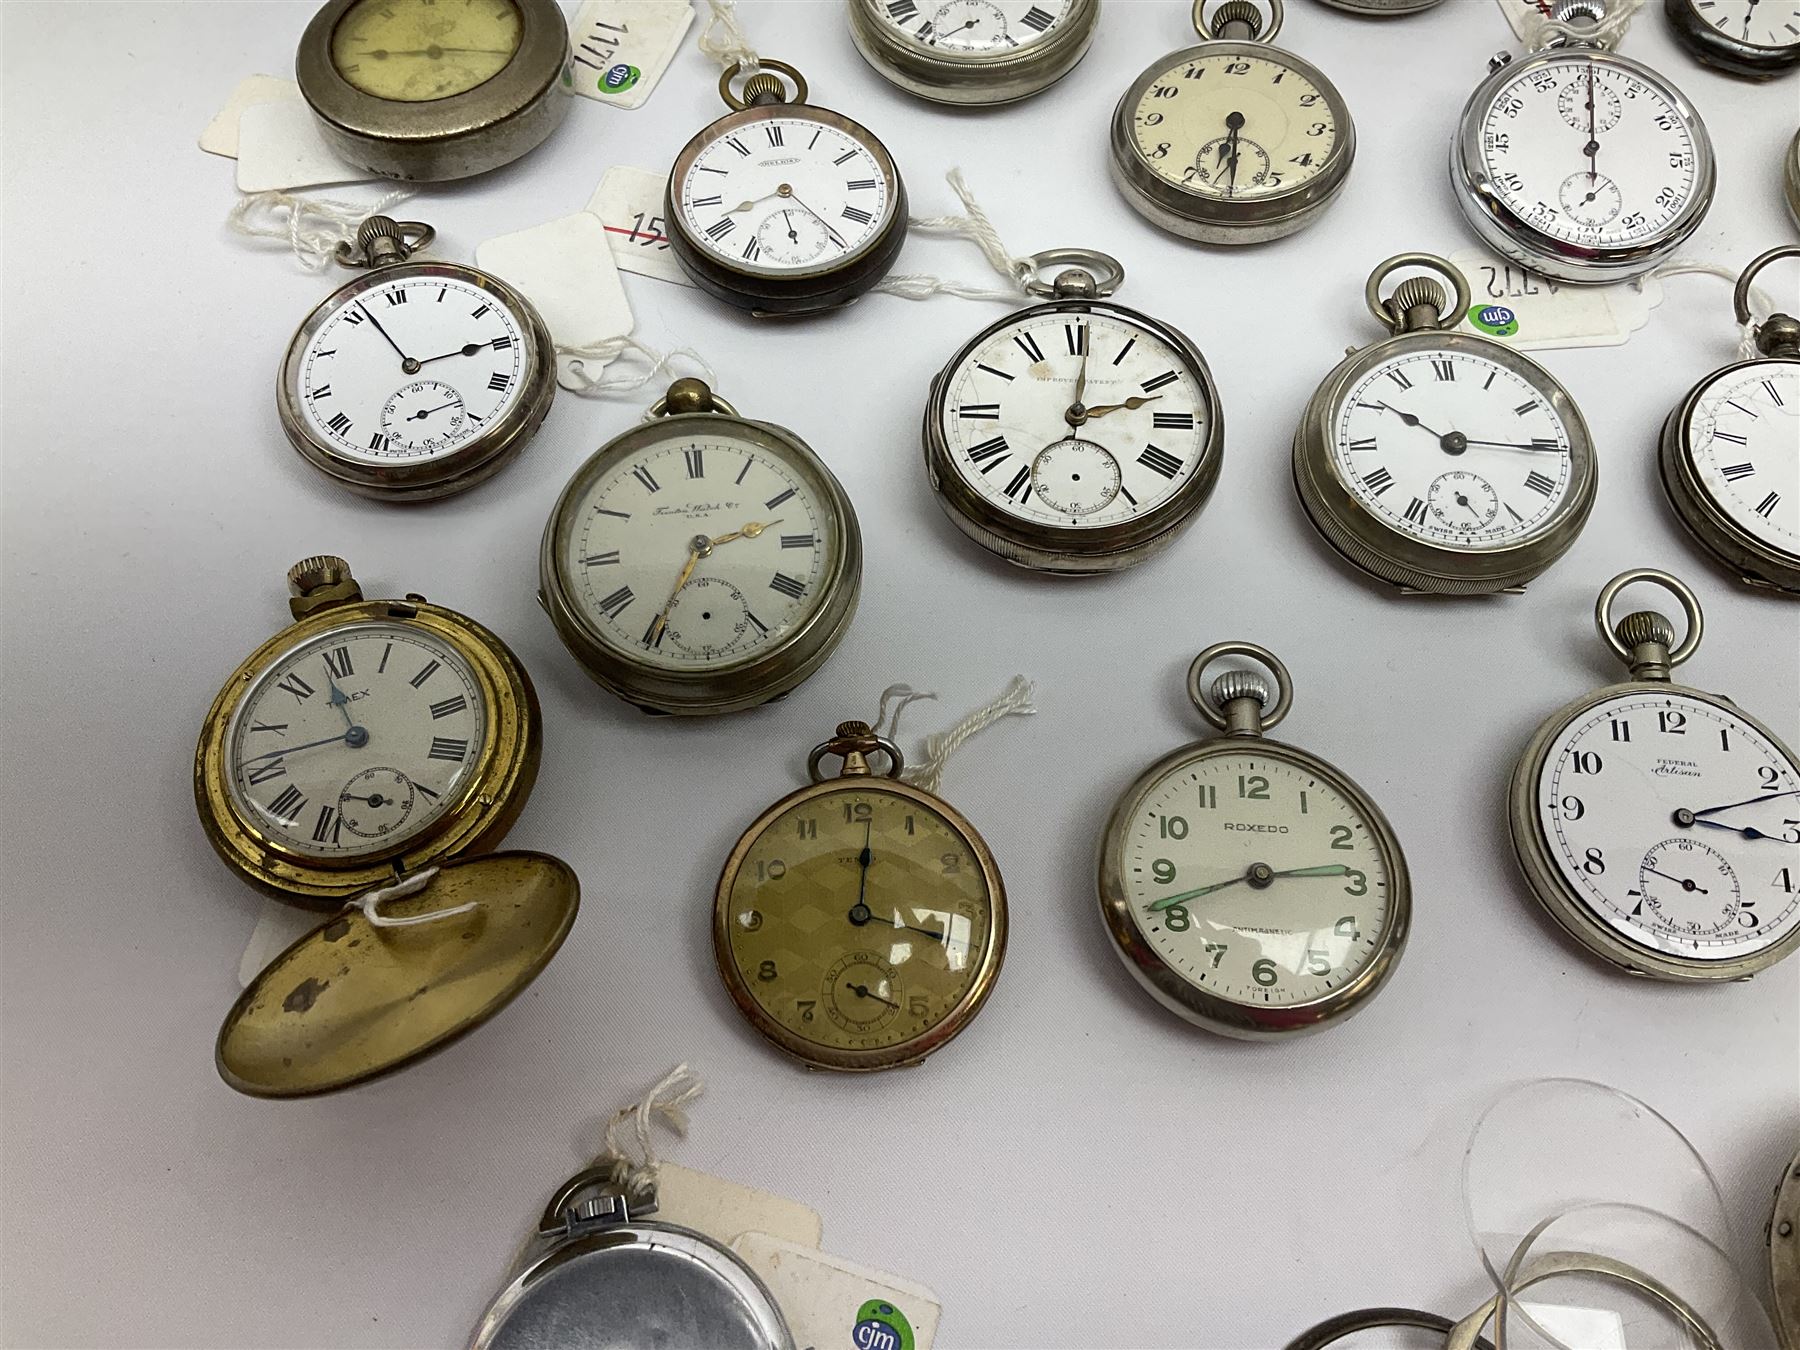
[923,250,1225,574]
[296,0,571,181]
[540,379,862,716]
[1664,0,1800,78]
[714,719,1007,1071]
[1110,0,1356,245]
[278,215,556,501]
[1508,569,1800,982]
[1659,247,1800,595]
[847,0,1100,105]
[196,557,577,1096]
[1098,644,1412,1038]
[1452,0,1715,284]
[1293,253,1597,595]
[666,60,907,317]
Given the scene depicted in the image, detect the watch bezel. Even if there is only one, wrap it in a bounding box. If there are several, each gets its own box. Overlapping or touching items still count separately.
[846,0,1100,105]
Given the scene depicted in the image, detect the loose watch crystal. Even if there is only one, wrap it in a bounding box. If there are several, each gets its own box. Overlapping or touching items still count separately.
[1664,0,1800,79]
[847,0,1099,105]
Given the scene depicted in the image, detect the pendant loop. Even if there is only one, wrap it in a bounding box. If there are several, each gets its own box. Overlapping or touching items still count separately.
[645,379,740,419]
[1365,253,1472,335]
[807,720,905,782]
[719,57,808,111]
[1188,641,1293,734]
[334,216,434,270]
[1021,248,1126,299]
[1594,569,1704,676]
[1735,246,1800,356]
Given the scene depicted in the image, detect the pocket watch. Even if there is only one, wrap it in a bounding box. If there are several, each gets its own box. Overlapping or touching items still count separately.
[295,0,571,181]
[714,719,1007,1071]
[1664,0,1800,78]
[1293,253,1597,595]
[1659,247,1800,595]
[1451,0,1716,284]
[197,557,578,1096]
[846,0,1100,105]
[1508,569,1800,982]
[922,250,1225,574]
[540,379,862,716]
[1774,1146,1800,1350]
[1788,131,1800,228]
[470,1168,793,1350]
[1311,0,1444,15]
[1098,643,1412,1038]
[1109,0,1356,245]
[278,215,556,501]
[665,61,907,317]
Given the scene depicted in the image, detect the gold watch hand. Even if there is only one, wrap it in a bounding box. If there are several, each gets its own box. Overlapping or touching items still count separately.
[1084,395,1163,419]
[708,519,783,548]
[646,541,705,647]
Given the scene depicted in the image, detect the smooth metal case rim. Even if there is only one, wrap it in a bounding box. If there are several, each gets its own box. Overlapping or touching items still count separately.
[846,0,1099,105]
[1773,1146,1800,1350]
[1663,0,1800,78]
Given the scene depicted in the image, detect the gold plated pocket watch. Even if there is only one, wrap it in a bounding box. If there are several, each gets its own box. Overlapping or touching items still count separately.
[666,61,907,317]
[1659,248,1800,595]
[714,719,1007,1071]
[922,250,1225,574]
[296,0,572,181]
[196,556,577,1096]
[1293,254,1597,595]
[847,0,1100,105]
[1098,644,1412,1038]
[1508,570,1800,982]
[278,216,557,501]
[1110,0,1355,245]
[540,379,862,716]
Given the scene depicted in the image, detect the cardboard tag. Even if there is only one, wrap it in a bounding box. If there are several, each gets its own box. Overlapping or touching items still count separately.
[587,165,695,287]
[235,100,367,192]
[200,75,303,158]
[1451,249,1663,351]
[653,1163,825,1251]
[733,1232,942,1350]
[563,0,695,108]
[237,899,319,987]
[475,213,636,355]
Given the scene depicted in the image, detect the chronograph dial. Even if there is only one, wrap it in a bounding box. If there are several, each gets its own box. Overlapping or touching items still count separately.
[848,0,1099,105]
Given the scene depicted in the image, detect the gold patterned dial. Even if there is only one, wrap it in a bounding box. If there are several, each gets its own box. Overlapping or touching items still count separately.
[330,0,523,103]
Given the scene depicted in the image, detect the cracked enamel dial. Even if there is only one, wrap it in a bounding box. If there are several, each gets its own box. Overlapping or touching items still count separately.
[329,0,523,102]
[224,622,489,860]
[1679,361,1799,556]
[876,0,1074,51]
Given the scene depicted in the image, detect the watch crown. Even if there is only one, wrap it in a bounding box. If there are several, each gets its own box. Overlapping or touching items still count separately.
[836,719,874,739]
[741,71,789,106]
[1209,0,1265,37]
[1211,670,1271,709]
[1755,312,1800,359]
[1390,277,1449,331]
[1551,0,1605,27]
[1615,609,1675,651]
[286,556,363,619]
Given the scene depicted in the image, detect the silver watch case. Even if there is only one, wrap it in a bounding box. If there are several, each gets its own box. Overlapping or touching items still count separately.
[1664,0,1800,79]
[278,260,556,502]
[847,0,1100,105]
[1451,48,1716,284]
[1786,130,1800,231]
[1773,1146,1800,1350]
[1293,330,1597,594]
[1311,0,1444,14]
[922,298,1225,574]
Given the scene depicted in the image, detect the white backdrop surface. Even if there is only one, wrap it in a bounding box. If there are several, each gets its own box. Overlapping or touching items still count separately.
[1,3,1797,1347]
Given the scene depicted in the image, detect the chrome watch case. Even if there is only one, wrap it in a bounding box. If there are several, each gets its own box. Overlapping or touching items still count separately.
[1664,0,1800,79]
[847,0,1101,105]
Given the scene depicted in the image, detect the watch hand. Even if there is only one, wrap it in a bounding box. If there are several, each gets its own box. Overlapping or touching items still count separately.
[782,191,848,249]
[1066,331,1094,424]
[1688,818,1782,842]
[407,400,462,421]
[1643,865,1707,894]
[415,340,496,367]
[324,665,356,730]
[1691,788,1800,819]
[357,301,414,367]
[1372,401,1454,441]
[237,730,357,765]
[646,540,705,648]
[857,820,873,908]
[366,46,515,57]
[1147,864,1351,912]
[1222,110,1245,197]
[782,209,798,244]
[847,982,900,1010]
[1462,439,1564,453]
[848,903,947,943]
[1083,395,1163,419]
[707,519,783,549]
[1584,62,1599,185]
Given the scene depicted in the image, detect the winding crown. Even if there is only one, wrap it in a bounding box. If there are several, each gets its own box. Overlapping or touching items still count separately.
[1210,0,1265,36]
[287,555,354,596]
[742,71,789,106]
[1212,670,1272,709]
[1551,0,1606,26]
[1391,277,1448,325]
[1615,610,1675,651]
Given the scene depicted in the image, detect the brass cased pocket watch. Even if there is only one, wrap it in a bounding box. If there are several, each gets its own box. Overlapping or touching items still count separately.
[1508,570,1800,982]
[1110,0,1356,245]
[296,0,571,181]
[1659,248,1800,595]
[714,720,1007,1071]
[1664,0,1800,79]
[278,216,556,502]
[196,556,577,1096]
[540,379,862,716]
[847,0,1101,105]
[666,61,908,317]
[1774,1146,1800,1350]
[1293,254,1597,595]
[1098,644,1412,1038]
[922,250,1225,574]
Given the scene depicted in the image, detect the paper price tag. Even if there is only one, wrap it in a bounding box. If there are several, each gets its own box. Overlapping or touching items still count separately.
[476,212,636,357]
[1495,0,1554,42]
[587,165,696,287]
[733,1232,942,1350]
[1450,249,1663,351]
[653,1164,825,1251]
[236,100,367,192]
[563,0,695,109]
[200,75,303,158]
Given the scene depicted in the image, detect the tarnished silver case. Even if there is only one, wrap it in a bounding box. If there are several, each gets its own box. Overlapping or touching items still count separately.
[1773,1146,1800,1350]
[1664,0,1800,80]
[847,0,1100,105]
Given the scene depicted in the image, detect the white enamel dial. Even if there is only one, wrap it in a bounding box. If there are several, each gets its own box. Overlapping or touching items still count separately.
[1477,55,1701,250]
[297,273,528,465]
[1535,691,1800,962]
[1687,0,1800,47]
[1683,360,1799,555]
[560,426,838,670]
[226,622,488,860]
[1331,348,1575,550]
[939,309,1212,528]
[1120,750,1395,1008]
[677,116,895,276]
[876,0,1073,51]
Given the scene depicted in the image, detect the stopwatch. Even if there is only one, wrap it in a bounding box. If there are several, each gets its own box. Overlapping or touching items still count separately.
[846,0,1100,105]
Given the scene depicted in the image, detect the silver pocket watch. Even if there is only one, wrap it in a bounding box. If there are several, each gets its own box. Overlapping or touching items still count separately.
[1775,1146,1800,1350]
[1311,0,1443,16]
[1451,0,1716,284]
[1109,0,1356,245]
[1664,0,1800,79]
[1293,253,1597,595]
[1659,248,1800,595]
[847,0,1100,105]
[1098,643,1412,1038]
[922,250,1225,574]
[1508,569,1800,982]
[277,216,556,501]
[539,379,862,716]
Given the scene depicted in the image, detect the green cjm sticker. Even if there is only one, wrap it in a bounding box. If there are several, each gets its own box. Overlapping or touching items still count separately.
[1468,303,1520,338]
[852,1300,915,1350]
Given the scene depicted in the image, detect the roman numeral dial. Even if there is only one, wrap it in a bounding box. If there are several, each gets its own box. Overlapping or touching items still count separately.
[1682,361,1798,556]
[877,0,1074,52]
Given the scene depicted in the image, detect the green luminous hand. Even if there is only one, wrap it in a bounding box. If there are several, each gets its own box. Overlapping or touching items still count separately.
[1146,864,1351,913]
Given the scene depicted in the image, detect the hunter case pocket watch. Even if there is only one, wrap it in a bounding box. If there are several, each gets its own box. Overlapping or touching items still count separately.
[923,250,1225,574]
[1293,253,1597,595]
[197,557,577,1096]
[1659,247,1800,595]
[540,379,862,716]
[1451,0,1716,284]
[1664,0,1800,78]
[1098,643,1412,1038]
[1110,0,1356,245]
[1509,569,1800,982]
[847,0,1100,105]
[714,719,1007,1071]
[296,0,571,181]
[279,216,556,501]
[666,61,907,317]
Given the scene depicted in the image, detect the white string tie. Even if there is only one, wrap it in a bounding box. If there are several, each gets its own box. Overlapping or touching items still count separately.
[1521,0,1644,50]
[226,187,419,272]
[351,867,478,928]
[875,684,939,742]
[1641,260,1779,361]
[698,0,760,73]
[593,1064,706,1206]
[874,169,1036,304]
[896,676,1037,795]
[558,336,715,398]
